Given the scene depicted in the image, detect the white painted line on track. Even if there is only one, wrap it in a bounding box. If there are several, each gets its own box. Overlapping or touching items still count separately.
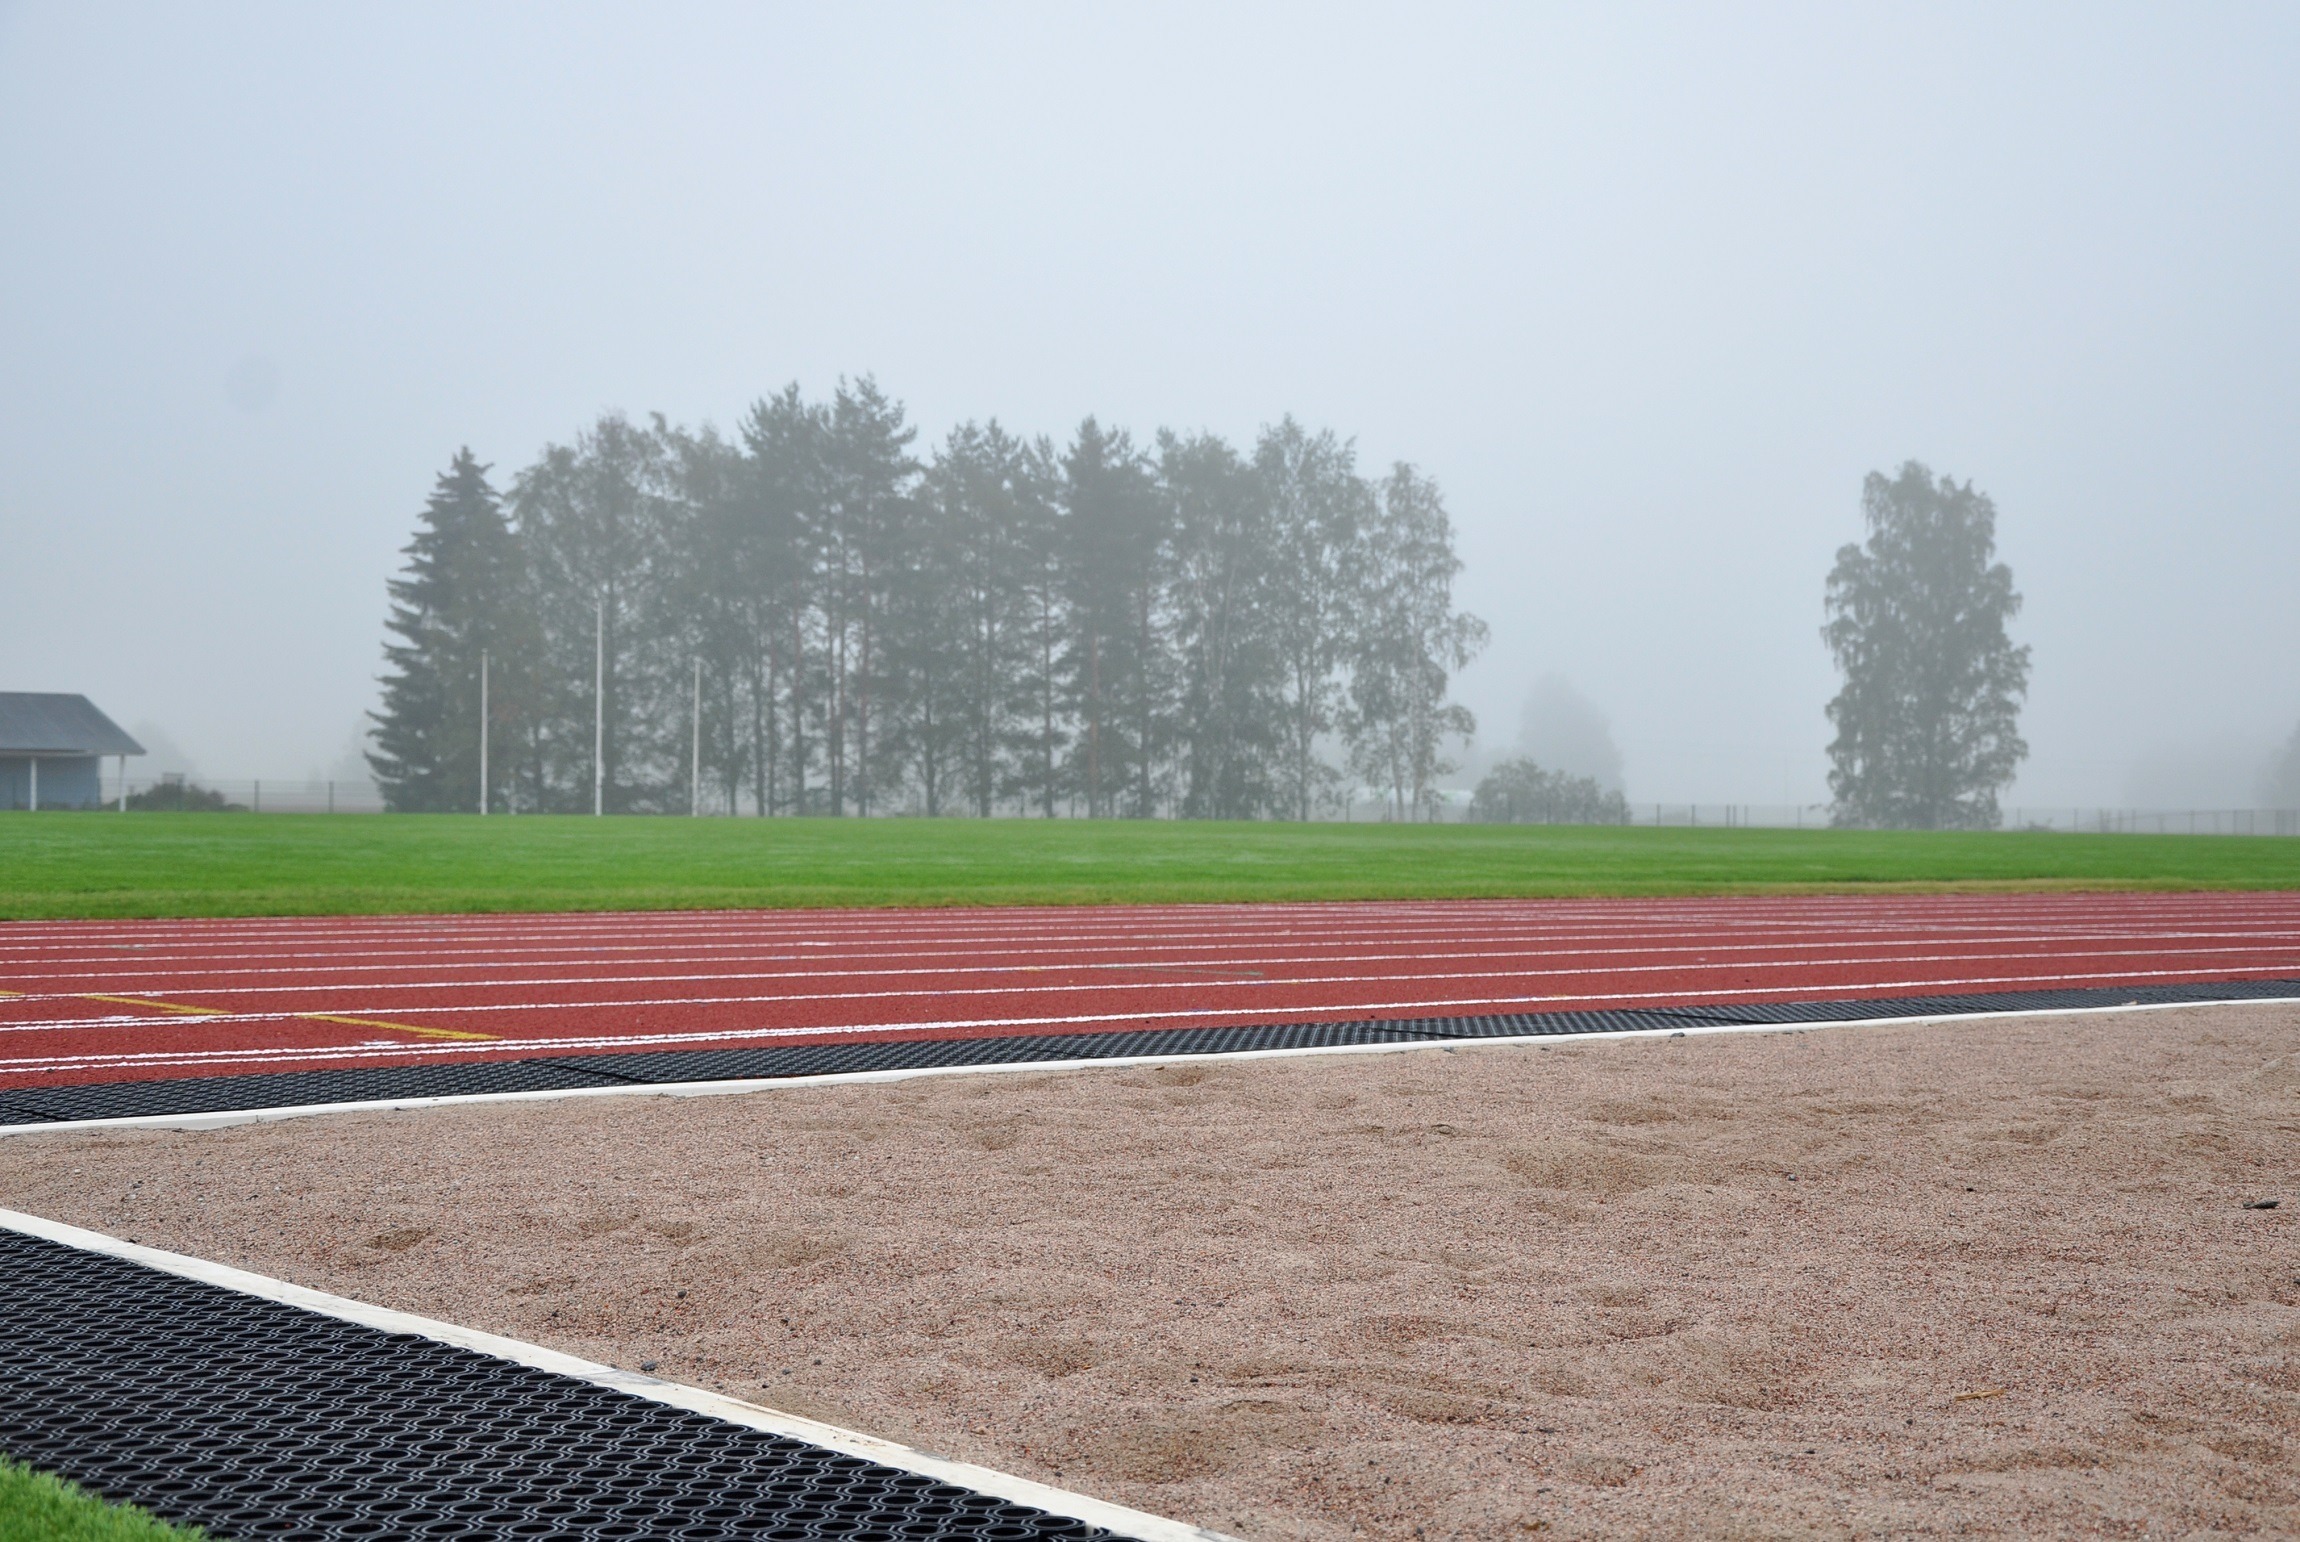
[9,963,2300,1077]
[0,1207,1238,1542]
[5,894,2294,961]
[7,958,2299,1052]
[8,932,2298,997]
[6,993,2295,1138]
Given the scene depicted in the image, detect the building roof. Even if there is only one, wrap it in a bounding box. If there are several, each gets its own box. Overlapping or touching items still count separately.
[0,694,144,756]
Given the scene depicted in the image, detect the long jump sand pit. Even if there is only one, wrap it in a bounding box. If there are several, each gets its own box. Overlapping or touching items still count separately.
[5,1004,2298,1537]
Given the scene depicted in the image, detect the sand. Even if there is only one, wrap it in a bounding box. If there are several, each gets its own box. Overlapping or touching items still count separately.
[4,1005,2298,1538]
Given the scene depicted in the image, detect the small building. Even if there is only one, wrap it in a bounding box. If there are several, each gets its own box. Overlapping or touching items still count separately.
[0,694,144,810]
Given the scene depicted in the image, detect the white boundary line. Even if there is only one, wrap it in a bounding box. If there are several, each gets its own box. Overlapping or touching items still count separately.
[0,1206,1236,1542]
[5,993,2296,1139]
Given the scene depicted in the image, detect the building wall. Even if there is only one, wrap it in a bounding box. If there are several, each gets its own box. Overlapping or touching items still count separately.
[0,755,104,809]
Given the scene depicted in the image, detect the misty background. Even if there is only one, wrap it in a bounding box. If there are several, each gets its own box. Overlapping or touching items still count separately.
[4,3,2297,807]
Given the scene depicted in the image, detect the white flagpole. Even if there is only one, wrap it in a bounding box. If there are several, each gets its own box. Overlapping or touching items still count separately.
[593,595,606,817]
[479,649,490,816]
[691,656,702,816]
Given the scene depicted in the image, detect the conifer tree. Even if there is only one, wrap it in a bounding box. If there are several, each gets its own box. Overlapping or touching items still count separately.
[1061,419,1166,817]
[369,449,515,812]
[377,386,1486,823]
[1162,429,1282,818]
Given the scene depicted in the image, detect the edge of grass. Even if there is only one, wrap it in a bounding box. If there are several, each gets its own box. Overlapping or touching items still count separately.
[0,1457,205,1542]
[4,813,2298,920]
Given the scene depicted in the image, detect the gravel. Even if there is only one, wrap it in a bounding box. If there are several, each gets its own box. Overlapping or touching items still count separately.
[4,1003,2297,1538]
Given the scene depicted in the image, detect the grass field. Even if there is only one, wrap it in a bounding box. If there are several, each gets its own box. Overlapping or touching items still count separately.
[0,1458,201,1541]
[3,812,2297,920]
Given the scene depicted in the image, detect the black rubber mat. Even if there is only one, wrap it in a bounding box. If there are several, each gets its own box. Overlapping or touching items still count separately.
[0,1228,1110,1541]
[4,976,2296,1128]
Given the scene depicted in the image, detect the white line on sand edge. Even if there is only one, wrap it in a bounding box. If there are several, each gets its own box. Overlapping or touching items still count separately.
[0,1207,1236,1542]
[6,993,2295,1141]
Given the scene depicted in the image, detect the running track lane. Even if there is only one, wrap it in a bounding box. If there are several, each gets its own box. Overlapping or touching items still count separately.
[2,892,2298,1091]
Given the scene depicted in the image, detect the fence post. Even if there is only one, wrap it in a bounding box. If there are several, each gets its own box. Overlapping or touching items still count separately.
[254,779,261,813]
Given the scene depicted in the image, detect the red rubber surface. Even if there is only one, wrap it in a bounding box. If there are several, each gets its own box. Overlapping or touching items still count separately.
[3,892,2298,1092]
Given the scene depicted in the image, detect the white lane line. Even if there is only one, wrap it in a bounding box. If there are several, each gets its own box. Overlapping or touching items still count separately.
[6,948,2298,1033]
[7,937,2300,1004]
[8,928,2298,994]
[9,915,2226,969]
[3,893,2292,955]
[0,1208,1233,1542]
[10,918,2298,981]
[3,888,2285,935]
[5,994,2295,1137]
[5,964,2295,1077]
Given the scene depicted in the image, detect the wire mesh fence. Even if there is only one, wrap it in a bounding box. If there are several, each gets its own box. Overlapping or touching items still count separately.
[98,775,391,814]
[1605,804,2300,835]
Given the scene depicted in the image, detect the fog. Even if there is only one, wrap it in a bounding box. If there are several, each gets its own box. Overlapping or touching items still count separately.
[4,4,2296,806]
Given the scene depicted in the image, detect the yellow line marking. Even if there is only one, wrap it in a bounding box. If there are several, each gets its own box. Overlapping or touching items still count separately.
[297,1013,499,1044]
[82,994,227,1015]
[54,989,496,1044]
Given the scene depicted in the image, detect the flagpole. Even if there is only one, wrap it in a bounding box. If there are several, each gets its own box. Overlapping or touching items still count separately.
[593,594,605,817]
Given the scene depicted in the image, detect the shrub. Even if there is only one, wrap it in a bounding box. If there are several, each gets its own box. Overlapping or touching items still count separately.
[1469,757,1628,824]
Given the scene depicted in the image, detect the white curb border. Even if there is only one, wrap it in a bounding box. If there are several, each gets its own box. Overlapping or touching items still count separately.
[0,1207,1236,1542]
[5,993,2296,1140]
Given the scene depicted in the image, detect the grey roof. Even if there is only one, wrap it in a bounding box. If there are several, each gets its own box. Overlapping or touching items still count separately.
[0,694,144,756]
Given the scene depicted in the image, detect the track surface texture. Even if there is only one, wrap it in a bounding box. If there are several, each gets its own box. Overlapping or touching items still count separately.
[4,893,2300,1103]
[0,1228,1109,1541]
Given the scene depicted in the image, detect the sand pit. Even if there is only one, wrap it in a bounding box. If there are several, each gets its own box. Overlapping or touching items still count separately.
[4,1005,2298,1538]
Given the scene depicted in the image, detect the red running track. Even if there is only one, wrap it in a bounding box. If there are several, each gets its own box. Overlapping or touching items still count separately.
[2,892,2298,1091]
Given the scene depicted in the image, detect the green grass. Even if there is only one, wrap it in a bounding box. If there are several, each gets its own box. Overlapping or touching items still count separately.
[0,1458,204,1541]
[1,812,2296,920]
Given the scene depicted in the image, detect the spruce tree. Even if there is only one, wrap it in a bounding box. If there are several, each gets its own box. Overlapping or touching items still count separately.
[1162,429,1283,819]
[1823,462,2031,829]
[370,449,516,812]
[1061,418,1168,817]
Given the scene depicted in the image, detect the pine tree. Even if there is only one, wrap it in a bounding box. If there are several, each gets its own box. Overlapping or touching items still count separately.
[816,378,919,815]
[1061,419,1167,817]
[914,421,1045,816]
[1162,429,1283,818]
[736,385,828,815]
[383,387,1484,825]
[1824,462,2031,829]
[369,449,515,812]
[511,413,678,813]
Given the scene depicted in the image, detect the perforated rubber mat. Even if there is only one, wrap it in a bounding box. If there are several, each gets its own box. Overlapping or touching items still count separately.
[4,976,2296,1129]
[0,1228,1110,1540]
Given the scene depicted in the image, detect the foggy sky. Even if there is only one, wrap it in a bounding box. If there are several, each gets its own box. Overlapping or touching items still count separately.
[4,3,2296,806]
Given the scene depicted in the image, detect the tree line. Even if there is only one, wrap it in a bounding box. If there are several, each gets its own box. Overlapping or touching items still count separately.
[370,380,1486,820]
